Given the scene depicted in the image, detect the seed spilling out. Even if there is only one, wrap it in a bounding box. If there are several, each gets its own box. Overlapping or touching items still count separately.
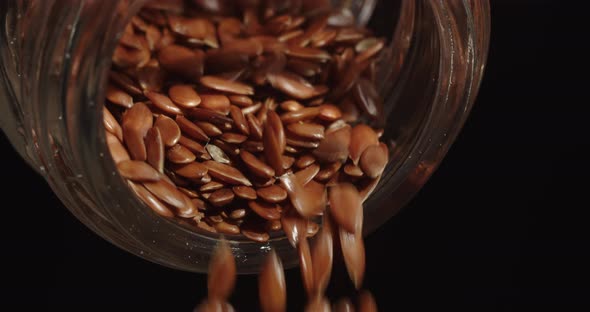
[259,251,286,312]
[207,239,236,301]
[340,227,366,290]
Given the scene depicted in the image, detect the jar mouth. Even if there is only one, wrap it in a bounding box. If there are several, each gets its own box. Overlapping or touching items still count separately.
[68,0,489,273]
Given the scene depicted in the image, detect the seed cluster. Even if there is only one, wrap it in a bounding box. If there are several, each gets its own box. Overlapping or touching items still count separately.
[105,0,389,244]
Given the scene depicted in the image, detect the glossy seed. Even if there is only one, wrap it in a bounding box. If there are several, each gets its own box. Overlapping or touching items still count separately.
[200,181,225,192]
[178,135,207,154]
[315,161,343,182]
[144,91,182,115]
[298,238,314,297]
[209,188,235,207]
[263,111,286,175]
[311,28,338,48]
[285,46,331,62]
[136,65,165,92]
[214,221,240,235]
[220,132,248,144]
[168,84,201,108]
[340,227,365,289]
[109,70,142,96]
[195,121,223,137]
[242,227,270,243]
[313,124,351,163]
[268,71,320,100]
[145,128,164,173]
[166,144,196,164]
[349,124,379,164]
[229,105,250,135]
[203,160,252,186]
[248,200,282,220]
[287,123,325,140]
[106,84,133,108]
[288,58,322,77]
[122,102,153,161]
[229,208,247,220]
[173,162,208,180]
[201,76,254,95]
[117,160,161,182]
[259,251,286,312]
[128,181,174,218]
[189,107,234,126]
[253,176,276,188]
[177,195,199,218]
[281,206,307,248]
[228,95,253,107]
[311,214,333,295]
[176,115,210,142]
[168,16,218,47]
[242,140,264,153]
[154,115,181,147]
[192,198,209,211]
[279,173,322,218]
[280,106,321,124]
[103,106,123,141]
[232,186,257,200]
[359,143,389,178]
[292,14,329,47]
[143,179,191,211]
[329,183,363,234]
[207,239,236,300]
[240,151,275,179]
[199,94,231,113]
[280,100,304,112]
[344,163,364,177]
[107,132,130,164]
[294,164,320,186]
[178,187,199,198]
[295,154,316,169]
[246,114,263,140]
[282,155,295,170]
[257,185,288,203]
[318,104,343,121]
[197,220,218,233]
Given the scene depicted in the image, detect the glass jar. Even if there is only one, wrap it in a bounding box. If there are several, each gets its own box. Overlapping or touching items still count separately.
[0,0,490,273]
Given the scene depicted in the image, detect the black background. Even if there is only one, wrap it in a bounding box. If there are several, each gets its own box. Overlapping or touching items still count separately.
[1,1,589,311]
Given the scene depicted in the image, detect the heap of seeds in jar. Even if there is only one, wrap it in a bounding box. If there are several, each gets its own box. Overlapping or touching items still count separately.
[105,0,389,248]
